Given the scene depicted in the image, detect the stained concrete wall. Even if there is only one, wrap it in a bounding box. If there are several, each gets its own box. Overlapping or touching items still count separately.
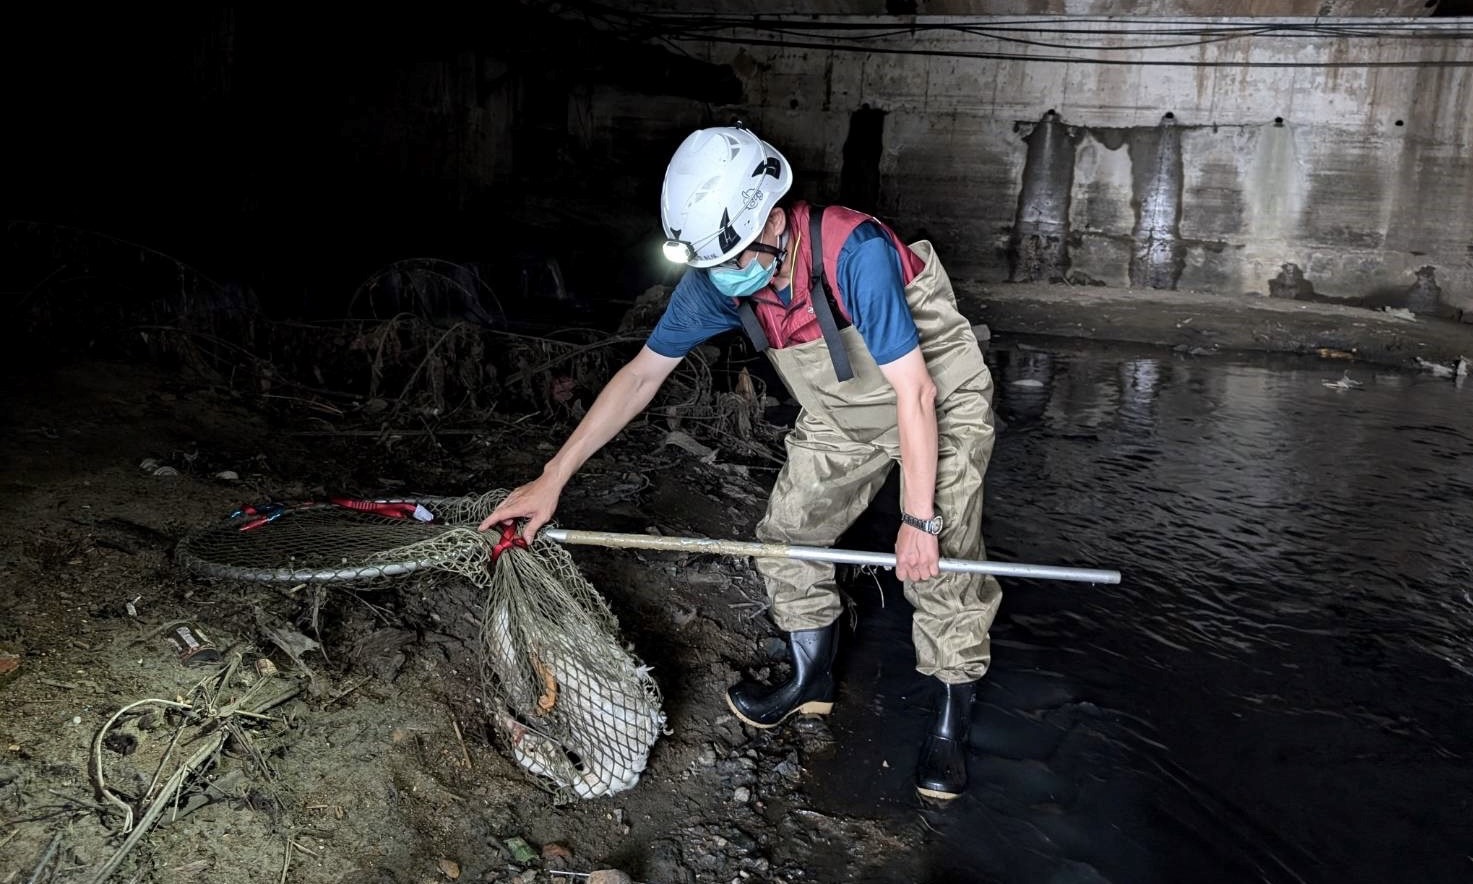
[593,16,1473,309]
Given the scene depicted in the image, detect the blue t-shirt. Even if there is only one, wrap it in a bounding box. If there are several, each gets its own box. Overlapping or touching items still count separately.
[646,221,921,366]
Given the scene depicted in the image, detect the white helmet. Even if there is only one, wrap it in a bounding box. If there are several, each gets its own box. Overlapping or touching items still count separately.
[659,126,793,269]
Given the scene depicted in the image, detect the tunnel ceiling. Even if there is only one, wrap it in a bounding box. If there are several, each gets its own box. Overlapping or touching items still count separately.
[608,1,1448,15]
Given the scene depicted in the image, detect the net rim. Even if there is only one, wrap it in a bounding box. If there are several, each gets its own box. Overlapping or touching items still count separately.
[176,497,481,584]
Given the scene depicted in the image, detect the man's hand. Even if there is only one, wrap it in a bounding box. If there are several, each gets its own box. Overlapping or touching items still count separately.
[479,474,564,539]
[895,524,941,583]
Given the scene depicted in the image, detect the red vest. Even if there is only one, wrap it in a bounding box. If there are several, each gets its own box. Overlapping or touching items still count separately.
[742,202,925,350]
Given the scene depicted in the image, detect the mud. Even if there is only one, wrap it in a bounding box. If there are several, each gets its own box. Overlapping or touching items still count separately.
[0,361,902,883]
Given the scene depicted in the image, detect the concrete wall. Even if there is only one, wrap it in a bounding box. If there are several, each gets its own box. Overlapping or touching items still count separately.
[595,16,1473,308]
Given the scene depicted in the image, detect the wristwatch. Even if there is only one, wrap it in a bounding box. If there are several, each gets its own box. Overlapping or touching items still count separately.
[901,510,944,536]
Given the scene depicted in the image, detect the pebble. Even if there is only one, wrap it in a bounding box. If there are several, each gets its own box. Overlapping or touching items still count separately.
[438,858,461,879]
[732,786,750,803]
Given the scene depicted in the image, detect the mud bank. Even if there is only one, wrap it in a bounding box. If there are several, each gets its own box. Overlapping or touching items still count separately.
[958,281,1473,369]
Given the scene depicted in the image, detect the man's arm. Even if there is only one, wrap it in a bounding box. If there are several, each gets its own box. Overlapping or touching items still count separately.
[479,345,683,537]
[877,346,942,583]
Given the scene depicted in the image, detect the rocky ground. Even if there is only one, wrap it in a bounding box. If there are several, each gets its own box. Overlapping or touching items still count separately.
[2,279,1471,884]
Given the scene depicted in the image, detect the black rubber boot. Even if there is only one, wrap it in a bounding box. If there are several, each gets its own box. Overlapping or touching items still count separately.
[726,622,839,728]
[915,679,977,801]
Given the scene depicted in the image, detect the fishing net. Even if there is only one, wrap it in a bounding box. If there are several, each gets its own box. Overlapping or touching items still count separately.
[176,492,666,801]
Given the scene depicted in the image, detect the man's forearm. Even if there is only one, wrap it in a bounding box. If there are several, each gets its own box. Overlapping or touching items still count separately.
[896,390,939,517]
[543,359,668,484]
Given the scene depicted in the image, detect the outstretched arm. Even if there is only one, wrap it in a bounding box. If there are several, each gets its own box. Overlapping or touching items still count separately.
[878,346,941,583]
[479,345,683,537]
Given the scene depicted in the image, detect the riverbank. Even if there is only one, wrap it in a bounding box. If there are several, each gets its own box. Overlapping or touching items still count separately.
[958,280,1473,370]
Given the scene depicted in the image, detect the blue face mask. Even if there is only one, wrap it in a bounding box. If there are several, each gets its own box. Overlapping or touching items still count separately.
[709,255,778,298]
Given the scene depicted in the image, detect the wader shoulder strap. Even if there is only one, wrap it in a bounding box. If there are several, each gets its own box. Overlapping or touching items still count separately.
[736,300,770,352]
[736,297,771,352]
[808,205,854,382]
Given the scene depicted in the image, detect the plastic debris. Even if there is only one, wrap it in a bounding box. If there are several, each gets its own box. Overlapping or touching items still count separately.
[503,837,538,864]
[1415,357,1458,378]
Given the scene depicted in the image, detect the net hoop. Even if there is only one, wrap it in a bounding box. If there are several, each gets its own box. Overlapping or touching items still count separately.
[174,491,667,801]
[175,497,484,584]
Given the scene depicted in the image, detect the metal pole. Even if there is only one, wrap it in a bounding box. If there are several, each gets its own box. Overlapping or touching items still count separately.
[543,528,1120,585]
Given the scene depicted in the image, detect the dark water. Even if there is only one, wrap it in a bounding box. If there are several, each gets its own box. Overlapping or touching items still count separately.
[808,342,1473,884]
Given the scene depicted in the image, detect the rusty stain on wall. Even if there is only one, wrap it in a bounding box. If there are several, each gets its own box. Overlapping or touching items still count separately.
[1008,110,1080,282]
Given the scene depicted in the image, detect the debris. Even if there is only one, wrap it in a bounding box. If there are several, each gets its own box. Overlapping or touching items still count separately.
[214,470,240,481]
[1415,357,1459,379]
[503,837,538,864]
[86,669,303,883]
[1321,373,1363,391]
[663,430,717,463]
[152,466,181,477]
[448,710,473,769]
[0,653,19,676]
[437,858,462,879]
[254,658,278,677]
[260,621,320,662]
[165,623,221,667]
[1380,306,1417,322]
[1008,378,1046,388]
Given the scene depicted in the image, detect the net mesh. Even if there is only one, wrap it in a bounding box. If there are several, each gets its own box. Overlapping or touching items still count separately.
[175,492,665,801]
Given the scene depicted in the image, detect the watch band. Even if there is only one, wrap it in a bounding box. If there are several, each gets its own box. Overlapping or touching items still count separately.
[901,510,943,535]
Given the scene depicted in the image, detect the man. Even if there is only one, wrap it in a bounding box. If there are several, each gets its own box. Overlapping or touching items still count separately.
[481,125,1001,801]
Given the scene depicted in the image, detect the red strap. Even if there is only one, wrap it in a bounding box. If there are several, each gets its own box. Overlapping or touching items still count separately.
[330,497,418,519]
[491,523,528,562]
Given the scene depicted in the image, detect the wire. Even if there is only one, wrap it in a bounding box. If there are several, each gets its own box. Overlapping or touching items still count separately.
[551,2,1473,69]
[673,33,1473,68]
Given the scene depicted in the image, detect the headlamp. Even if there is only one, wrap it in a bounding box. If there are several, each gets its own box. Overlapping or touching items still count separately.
[662,240,695,265]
